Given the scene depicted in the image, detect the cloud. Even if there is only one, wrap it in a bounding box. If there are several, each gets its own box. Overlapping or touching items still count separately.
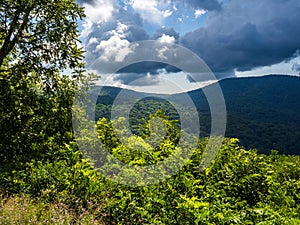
[292,64,300,72]
[83,0,114,24]
[116,62,180,75]
[80,0,300,87]
[158,34,176,44]
[95,36,138,62]
[156,46,170,60]
[181,0,300,74]
[155,35,176,61]
[76,0,94,5]
[163,9,173,18]
[152,27,180,43]
[183,0,222,11]
[113,72,161,86]
[79,0,116,39]
[291,52,300,74]
[83,8,149,69]
[194,9,208,18]
[80,1,181,84]
[130,0,168,24]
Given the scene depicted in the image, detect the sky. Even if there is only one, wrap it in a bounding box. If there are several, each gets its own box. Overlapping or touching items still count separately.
[76,0,300,93]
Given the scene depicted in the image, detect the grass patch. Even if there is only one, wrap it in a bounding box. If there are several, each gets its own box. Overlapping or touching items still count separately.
[0,193,105,225]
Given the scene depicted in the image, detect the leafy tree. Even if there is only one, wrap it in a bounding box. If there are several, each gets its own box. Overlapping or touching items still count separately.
[0,0,85,72]
[0,0,88,163]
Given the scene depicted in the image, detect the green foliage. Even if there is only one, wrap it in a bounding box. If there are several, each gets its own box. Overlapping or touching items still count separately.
[92,116,300,224]
[0,0,92,164]
[1,113,300,224]
[96,111,181,167]
[0,0,85,72]
[95,98,182,136]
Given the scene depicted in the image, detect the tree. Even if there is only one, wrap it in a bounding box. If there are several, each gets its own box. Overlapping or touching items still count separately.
[0,0,85,72]
[0,0,87,163]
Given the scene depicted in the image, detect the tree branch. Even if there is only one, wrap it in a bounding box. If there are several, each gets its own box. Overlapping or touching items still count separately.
[0,6,32,67]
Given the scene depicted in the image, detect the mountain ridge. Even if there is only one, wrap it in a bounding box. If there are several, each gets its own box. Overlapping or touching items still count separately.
[96,74,300,154]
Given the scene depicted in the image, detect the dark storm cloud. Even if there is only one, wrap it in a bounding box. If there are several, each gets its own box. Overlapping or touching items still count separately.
[86,8,148,42]
[117,62,180,74]
[83,5,181,80]
[114,9,149,41]
[84,8,149,69]
[182,0,222,11]
[115,27,181,75]
[113,73,161,86]
[181,0,300,74]
[76,0,95,5]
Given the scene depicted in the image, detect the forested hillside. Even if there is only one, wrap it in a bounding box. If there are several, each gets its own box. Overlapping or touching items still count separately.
[2,115,300,224]
[96,75,300,154]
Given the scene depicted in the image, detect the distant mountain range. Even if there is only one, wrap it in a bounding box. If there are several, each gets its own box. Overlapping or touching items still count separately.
[96,75,300,155]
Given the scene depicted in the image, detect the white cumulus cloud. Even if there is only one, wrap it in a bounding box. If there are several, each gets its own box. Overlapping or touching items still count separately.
[96,36,138,62]
[156,46,169,60]
[107,22,129,39]
[194,9,207,18]
[131,0,173,23]
[132,0,162,23]
[158,34,175,44]
[83,0,114,24]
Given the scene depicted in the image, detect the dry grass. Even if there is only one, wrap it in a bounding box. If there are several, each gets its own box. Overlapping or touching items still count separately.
[0,194,105,225]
